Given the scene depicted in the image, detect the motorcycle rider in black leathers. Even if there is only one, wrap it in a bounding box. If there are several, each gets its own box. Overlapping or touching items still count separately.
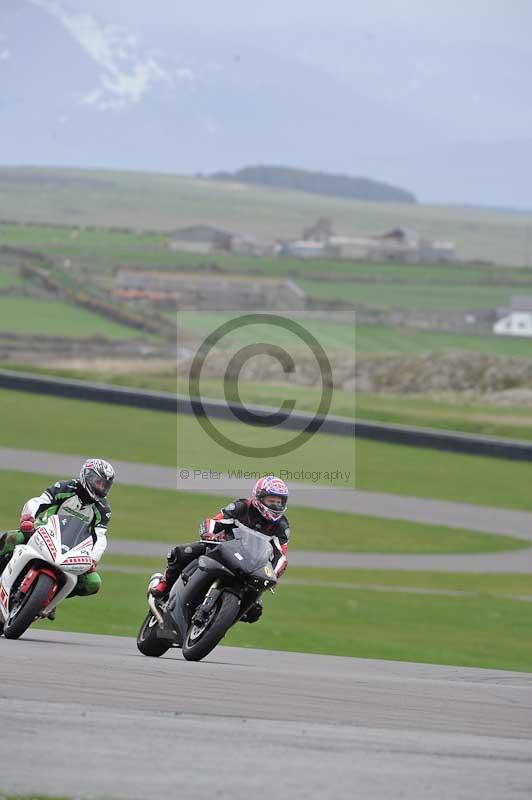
[150,476,290,623]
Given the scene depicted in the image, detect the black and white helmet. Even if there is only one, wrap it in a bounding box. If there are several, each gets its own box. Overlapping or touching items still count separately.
[80,459,115,500]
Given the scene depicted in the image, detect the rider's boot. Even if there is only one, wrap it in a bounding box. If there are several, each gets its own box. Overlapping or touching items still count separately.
[0,531,25,558]
[149,543,204,598]
[149,570,174,598]
[0,531,25,574]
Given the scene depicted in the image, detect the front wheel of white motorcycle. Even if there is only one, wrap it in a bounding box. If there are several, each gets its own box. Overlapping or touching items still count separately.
[4,573,56,640]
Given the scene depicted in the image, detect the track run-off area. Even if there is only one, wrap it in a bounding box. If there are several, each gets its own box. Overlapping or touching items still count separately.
[1,448,532,797]
[1,630,531,800]
[1,446,531,572]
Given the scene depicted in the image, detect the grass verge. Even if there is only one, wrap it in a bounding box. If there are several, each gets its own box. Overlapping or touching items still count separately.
[7,364,532,443]
[2,471,525,553]
[0,388,357,484]
[31,567,532,672]
[2,388,532,509]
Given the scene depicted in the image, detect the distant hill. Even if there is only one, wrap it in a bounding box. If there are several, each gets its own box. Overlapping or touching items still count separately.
[209,165,417,204]
[1,166,530,265]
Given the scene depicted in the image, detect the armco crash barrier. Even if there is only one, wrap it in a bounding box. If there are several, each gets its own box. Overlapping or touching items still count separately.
[1,368,532,462]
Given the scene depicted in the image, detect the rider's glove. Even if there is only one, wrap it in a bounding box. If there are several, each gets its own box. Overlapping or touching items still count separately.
[202,530,222,542]
[199,519,226,542]
[19,513,35,534]
[88,560,98,573]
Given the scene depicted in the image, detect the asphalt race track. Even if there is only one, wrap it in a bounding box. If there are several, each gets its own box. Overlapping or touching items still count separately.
[1,631,531,799]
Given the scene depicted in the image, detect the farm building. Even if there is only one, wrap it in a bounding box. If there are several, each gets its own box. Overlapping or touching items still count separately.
[280,240,327,259]
[167,225,234,254]
[167,225,269,256]
[494,295,532,337]
[292,221,455,262]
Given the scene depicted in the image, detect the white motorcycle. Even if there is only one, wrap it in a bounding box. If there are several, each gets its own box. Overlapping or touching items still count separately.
[0,512,94,639]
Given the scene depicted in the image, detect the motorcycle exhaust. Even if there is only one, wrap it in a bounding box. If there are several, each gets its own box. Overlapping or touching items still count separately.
[147,594,165,626]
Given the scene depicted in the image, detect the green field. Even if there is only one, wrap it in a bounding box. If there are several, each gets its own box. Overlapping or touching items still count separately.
[0,297,143,339]
[0,267,24,288]
[0,796,68,800]
[0,222,168,274]
[1,389,532,510]
[300,279,515,309]
[1,166,531,266]
[0,388,356,484]
[7,363,532,442]
[354,323,532,357]
[30,566,532,671]
[4,217,532,363]
[175,311,532,357]
[356,392,532,440]
[1,471,524,554]
[3,220,532,282]
[176,310,356,353]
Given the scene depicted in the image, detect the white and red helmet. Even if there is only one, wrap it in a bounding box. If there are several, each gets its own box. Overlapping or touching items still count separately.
[251,475,289,522]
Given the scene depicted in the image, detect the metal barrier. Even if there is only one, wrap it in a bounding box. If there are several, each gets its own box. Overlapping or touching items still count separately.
[1,368,532,461]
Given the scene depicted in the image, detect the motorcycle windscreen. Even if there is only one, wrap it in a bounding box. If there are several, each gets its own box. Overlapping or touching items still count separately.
[222,529,274,573]
[56,513,92,550]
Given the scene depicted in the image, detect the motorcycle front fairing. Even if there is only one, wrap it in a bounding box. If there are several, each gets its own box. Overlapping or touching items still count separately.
[164,565,216,645]
[163,525,277,642]
[0,513,94,620]
[206,525,278,588]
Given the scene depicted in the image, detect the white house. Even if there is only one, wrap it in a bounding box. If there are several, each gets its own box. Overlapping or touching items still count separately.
[494,296,532,337]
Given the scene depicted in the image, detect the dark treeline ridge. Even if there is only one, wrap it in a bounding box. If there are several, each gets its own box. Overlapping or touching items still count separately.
[210,165,416,204]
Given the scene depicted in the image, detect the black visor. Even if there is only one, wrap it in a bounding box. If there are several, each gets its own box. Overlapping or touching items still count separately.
[86,470,114,498]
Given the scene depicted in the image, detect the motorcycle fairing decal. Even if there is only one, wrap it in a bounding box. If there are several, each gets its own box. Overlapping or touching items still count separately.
[61,556,92,566]
[37,527,57,560]
[0,585,8,611]
[61,508,91,522]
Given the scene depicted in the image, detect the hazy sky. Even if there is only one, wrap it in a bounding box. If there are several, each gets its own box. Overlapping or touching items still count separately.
[49,0,530,35]
[2,0,531,207]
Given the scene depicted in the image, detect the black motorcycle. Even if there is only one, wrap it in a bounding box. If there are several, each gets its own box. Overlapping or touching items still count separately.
[136,522,278,662]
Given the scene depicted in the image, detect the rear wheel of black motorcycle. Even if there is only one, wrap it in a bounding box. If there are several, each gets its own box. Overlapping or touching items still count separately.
[136,612,171,657]
[4,573,56,640]
[182,591,240,662]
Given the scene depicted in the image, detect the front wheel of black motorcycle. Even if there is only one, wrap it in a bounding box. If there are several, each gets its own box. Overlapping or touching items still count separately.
[182,591,241,662]
[136,612,171,657]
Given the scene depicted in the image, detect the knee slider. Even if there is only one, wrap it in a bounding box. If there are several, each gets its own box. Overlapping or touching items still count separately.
[77,571,102,596]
